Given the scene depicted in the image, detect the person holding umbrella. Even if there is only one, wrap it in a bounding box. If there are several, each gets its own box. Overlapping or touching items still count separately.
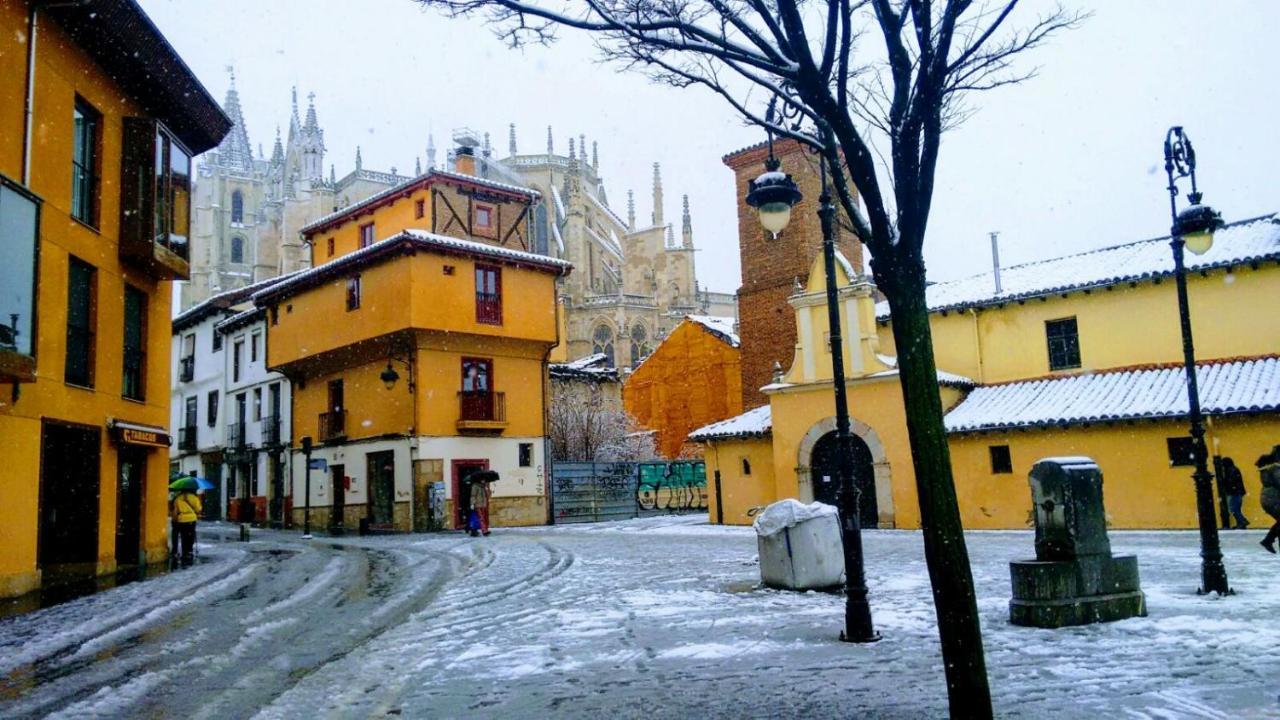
[468,470,499,537]
[169,472,209,566]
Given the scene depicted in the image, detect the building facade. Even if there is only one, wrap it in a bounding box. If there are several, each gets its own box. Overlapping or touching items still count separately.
[624,315,743,459]
[263,152,569,532]
[695,214,1280,530]
[0,0,229,599]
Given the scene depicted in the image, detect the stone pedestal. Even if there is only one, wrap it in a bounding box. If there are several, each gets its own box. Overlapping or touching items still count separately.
[1009,457,1146,628]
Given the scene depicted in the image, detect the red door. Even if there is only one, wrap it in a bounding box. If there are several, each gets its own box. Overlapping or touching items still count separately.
[452,459,489,529]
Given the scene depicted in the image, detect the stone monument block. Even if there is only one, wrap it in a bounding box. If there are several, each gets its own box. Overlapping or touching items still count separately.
[1010,457,1146,628]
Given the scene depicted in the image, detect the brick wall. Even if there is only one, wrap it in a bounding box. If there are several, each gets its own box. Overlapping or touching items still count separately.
[724,139,862,408]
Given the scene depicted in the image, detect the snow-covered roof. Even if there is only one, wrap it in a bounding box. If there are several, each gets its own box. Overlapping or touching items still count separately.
[253,230,572,304]
[869,354,975,388]
[215,306,264,334]
[876,213,1280,320]
[688,405,772,442]
[173,269,304,333]
[834,249,856,280]
[944,356,1280,433]
[300,168,540,236]
[550,353,620,382]
[686,315,740,348]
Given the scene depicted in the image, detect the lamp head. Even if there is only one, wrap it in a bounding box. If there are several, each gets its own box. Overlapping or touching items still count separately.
[745,160,802,238]
[380,362,400,390]
[1173,199,1223,256]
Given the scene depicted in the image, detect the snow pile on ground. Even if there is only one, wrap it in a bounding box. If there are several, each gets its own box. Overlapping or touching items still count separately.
[752,499,838,537]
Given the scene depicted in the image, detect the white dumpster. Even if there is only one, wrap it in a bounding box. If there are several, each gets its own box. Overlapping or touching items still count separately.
[754,499,844,591]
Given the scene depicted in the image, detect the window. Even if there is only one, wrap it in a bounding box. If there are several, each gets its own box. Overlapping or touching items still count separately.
[207,390,219,427]
[253,388,262,421]
[233,339,243,382]
[212,331,222,352]
[1045,317,1081,371]
[231,190,244,224]
[184,396,197,429]
[359,222,375,248]
[461,358,491,392]
[630,324,649,368]
[474,205,493,229]
[519,442,533,467]
[71,98,100,226]
[742,458,752,475]
[122,285,147,400]
[0,176,40,373]
[65,257,96,387]
[250,332,260,362]
[326,237,335,257]
[346,275,362,311]
[592,325,615,367]
[989,445,1013,474]
[475,264,501,324]
[230,236,245,264]
[120,119,192,259]
[1167,437,1196,467]
[414,199,425,219]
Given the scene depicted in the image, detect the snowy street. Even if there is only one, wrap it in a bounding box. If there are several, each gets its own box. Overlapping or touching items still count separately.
[1,518,1276,719]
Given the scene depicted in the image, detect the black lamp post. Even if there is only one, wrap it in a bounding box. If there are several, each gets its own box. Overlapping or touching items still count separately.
[1162,126,1229,596]
[300,435,314,539]
[746,126,878,643]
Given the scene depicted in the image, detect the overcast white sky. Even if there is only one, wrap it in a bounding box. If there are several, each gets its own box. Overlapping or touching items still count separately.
[139,0,1280,294]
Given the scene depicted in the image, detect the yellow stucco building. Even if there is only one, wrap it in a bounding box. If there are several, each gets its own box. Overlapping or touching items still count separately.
[259,149,570,532]
[0,1,229,599]
[695,215,1280,530]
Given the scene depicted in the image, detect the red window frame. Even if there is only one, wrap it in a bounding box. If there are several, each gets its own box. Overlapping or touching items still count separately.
[359,222,375,248]
[326,237,335,257]
[414,198,425,219]
[474,264,502,325]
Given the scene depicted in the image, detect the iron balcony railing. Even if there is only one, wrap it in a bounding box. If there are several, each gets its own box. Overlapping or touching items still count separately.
[261,414,281,447]
[476,291,502,325]
[226,422,245,450]
[319,410,347,442]
[178,425,197,453]
[178,355,194,382]
[458,391,506,423]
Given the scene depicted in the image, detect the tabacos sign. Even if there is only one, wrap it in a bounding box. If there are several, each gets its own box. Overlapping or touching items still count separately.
[113,425,171,448]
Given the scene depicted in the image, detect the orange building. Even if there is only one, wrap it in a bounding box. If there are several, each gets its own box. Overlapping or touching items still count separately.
[624,315,743,458]
[0,0,229,599]
[260,146,570,531]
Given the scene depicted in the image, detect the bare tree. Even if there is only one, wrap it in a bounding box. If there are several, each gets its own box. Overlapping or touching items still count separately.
[422,1,1083,713]
[549,381,656,461]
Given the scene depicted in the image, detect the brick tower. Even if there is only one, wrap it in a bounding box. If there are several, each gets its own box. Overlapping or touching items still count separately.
[723,138,862,409]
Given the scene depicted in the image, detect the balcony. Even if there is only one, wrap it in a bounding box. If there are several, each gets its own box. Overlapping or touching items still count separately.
[178,425,197,453]
[178,355,194,382]
[476,291,502,325]
[261,414,281,447]
[319,410,347,443]
[226,423,245,450]
[457,391,507,433]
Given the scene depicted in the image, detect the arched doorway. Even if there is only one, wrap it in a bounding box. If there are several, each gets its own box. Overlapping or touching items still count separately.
[810,431,878,528]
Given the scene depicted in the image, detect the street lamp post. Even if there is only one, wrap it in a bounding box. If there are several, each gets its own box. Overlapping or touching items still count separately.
[301,435,314,540]
[745,126,878,643]
[1162,126,1229,596]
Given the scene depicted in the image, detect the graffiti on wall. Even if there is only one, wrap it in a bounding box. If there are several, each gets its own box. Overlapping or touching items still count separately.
[550,461,708,523]
[637,462,708,513]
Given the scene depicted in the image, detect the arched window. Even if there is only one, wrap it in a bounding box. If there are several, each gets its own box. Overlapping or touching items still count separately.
[230,236,245,264]
[629,324,649,368]
[231,190,244,224]
[592,325,615,367]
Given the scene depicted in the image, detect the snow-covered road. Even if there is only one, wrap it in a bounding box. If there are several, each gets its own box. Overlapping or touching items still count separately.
[0,519,1276,718]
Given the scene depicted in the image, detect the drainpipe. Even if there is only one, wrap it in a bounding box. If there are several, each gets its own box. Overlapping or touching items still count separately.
[967,309,985,384]
[542,290,563,525]
[989,231,1003,296]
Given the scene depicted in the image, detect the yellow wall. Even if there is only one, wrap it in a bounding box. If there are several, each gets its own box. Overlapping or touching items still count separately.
[947,414,1280,529]
[0,2,179,596]
[878,265,1280,383]
[704,437,777,526]
[268,251,558,369]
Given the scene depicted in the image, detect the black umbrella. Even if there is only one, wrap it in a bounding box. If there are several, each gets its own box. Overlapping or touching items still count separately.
[467,470,500,484]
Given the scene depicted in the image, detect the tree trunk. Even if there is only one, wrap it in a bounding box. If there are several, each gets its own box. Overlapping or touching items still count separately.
[878,253,993,718]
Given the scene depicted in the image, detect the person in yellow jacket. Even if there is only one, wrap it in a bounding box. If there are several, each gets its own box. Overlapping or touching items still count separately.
[172,489,203,567]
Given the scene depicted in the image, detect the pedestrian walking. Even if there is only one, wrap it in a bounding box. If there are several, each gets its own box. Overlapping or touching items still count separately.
[172,487,203,566]
[1219,457,1248,529]
[1257,448,1280,554]
[469,477,490,537]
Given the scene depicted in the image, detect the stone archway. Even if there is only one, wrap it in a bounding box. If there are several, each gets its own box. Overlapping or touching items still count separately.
[796,416,895,528]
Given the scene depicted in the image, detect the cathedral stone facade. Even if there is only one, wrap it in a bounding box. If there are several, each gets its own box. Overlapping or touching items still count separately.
[185,74,736,369]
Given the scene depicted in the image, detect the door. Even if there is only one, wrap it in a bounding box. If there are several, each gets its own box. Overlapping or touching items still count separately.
[460,358,493,420]
[39,422,101,569]
[367,452,396,527]
[329,464,345,533]
[810,431,878,528]
[451,459,489,529]
[202,459,223,520]
[115,447,146,567]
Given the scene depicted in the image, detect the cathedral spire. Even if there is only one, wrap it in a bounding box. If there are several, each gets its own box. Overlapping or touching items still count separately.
[329,164,335,184]
[415,156,422,175]
[303,92,320,134]
[627,190,636,230]
[651,162,664,226]
[427,133,437,170]
[592,141,599,171]
[288,86,301,142]
[546,125,554,154]
[216,65,253,174]
[355,145,362,172]
[568,137,576,161]
[682,194,693,248]
[509,123,518,156]
[483,131,491,158]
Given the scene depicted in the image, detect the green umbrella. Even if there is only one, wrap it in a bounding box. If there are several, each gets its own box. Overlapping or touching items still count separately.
[169,476,199,492]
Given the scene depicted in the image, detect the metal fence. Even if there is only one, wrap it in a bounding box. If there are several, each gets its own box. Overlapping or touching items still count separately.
[551,460,708,524]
